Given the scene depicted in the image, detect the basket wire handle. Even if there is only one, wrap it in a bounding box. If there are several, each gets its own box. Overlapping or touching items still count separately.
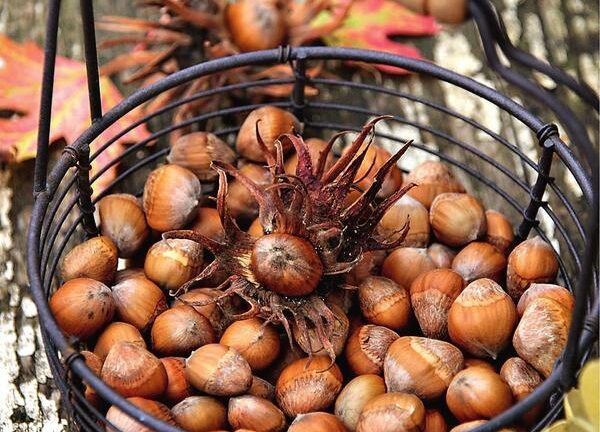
[470,0,598,163]
[34,0,100,237]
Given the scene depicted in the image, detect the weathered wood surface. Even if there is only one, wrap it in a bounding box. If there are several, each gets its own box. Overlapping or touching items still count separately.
[0,0,597,430]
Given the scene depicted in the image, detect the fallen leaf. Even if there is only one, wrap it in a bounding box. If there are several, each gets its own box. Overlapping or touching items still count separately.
[0,33,150,193]
[313,0,439,74]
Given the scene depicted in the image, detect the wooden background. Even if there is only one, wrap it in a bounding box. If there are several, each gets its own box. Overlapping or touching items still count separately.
[0,0,597,430]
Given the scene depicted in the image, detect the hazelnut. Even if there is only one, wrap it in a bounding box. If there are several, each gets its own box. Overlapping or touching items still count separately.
[167,132,237,181]
[106,397,176,431]
[275,356,343,417]
[228,395,286,432]
[506,236,558,301]
[500,357,544,425]
[446,366,513,422]
[160,357,194,405]
[60,236,117,284]
[516,283,574,316]
[171,395,227,432]
[484,210,514,254]
[409,268,465,339]
[335,374,386,431]
[405,160,465,208]
[189,207,225,242]
[220,317,281,371]
[98,194,149,258]
[236,106,301,162]
[144,238,204,291]
[289,412,348,432]
[49,278,115,340]
[384,336,464,399]
[424,409,448,432]
[358,276,411,331]
[111,275,168,331]
[382,247,437,290]
[356,392,426,432]
[94,321,145,360]
[430,193,487,247]
[448,278,517,359]
[451,242,507,283]
[186,343,252,396]
[101,342,167,399]
[513,297,571,377]
[174,288,227,336]
[378,195,430,247]
[151,305,216,357]
[427,242,457,269]
[143,164,202,232]
[345,324,399,375]
[248,375,275,401]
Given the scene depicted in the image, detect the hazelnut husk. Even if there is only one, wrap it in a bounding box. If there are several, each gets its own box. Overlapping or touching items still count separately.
[345,324,399,375]
[500,357,544,425]
[409,268,465,339]
[516,283,574,316]
[186,343,253,396]
[106,397,176,432]
[356,392,426,432]
[94,321,145,360]
[289,412,348,432]
[335,374,386,431]
[384,336,464,399]
[446,366,513,422]
[506,236,558,301]
[171,395,227,432]
[448,278,517,359]
[382,247,437,290]
[161,357,194,405]
[151,305,216,357]
[220,317,281,371]
[405,160,465,208]
[60,236,117,284]
[275,356,343,417]
[285,137,337,175]
[344,143,403,199]
[190,207,225,242]
[101,342,167,399]
[228,395,286,432]
[513,297,571,377]
[144,238,204,291]
[49,278,115,340]
[430,193,487,247]
[484,210,514,254]
[98,194,149,258]
[358,276,411,331]
[143,164,202,232]
[427,242,457,269]
[293,304,349,357]
[378,194,430,247]
[226,163,271,221]
[236,106,301,162]
[167,132,237,181]
[451,242,507,283]
[111,275,168,331]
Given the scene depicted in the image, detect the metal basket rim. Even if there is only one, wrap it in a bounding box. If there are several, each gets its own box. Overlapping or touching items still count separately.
[27,46,599,432]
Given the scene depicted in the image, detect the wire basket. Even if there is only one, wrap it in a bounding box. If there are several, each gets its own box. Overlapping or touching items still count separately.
[27,1,598,431]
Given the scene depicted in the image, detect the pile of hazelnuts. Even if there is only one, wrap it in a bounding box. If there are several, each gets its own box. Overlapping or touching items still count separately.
[49,106,572,432]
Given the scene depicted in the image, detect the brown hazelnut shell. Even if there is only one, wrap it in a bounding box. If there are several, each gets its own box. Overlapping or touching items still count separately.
[111,275,168,331]
[345,324,399,375]
[451,242,507,283]
[289,412,348,432]
[358,276,412,331]
[143,164,202,232]
[516,283,574,316]
[335,374,386,431]
[379,194,430,247]
[500,357,544,425]
[405,160,465,208]
[484,210,514,254]
[49,278,115,340]
[106,397,176,432]
[382,247,437,290]
[430,193,487,247]
[94,321,145,360]
[161,357,194,405]
[144,238,204,291]
[228,395,286,432]
[220,317,281,371]
[98,194,149,258]
[60,236,117,284]
[356,392,426,432]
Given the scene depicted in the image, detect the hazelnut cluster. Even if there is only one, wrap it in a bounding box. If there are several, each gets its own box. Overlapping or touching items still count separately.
[49,107,572,431]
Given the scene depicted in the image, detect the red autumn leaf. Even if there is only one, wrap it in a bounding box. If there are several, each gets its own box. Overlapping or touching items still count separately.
[314,0,439,74]
[0,33,150,192]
